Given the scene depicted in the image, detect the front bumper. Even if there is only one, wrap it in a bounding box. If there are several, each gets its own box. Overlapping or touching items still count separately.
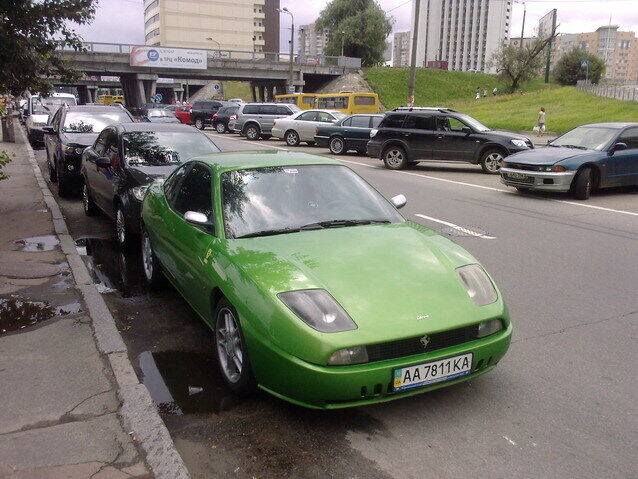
[366,140,382,158]
[314,135,330,148]
[228,119,240,133]
[500,167,576,192]
[248,322,512,409]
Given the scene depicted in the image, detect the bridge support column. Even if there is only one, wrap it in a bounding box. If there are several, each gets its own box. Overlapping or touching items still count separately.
[120,73,158,108]
[77,85,91,105]
[257,85,265,102]
[250,84,257,102]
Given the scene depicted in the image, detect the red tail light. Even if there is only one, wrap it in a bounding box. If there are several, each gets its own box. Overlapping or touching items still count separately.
[213,114,219,118]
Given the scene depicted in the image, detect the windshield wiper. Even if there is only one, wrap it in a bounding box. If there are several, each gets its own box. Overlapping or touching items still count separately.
[560,144,587,150]
[235,227,302,238]
[300,219,391,229]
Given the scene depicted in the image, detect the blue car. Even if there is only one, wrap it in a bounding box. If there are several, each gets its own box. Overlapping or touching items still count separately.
[500,122,638,199]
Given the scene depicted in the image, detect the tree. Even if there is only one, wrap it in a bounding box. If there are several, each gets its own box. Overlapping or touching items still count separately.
[0,0,96,96]
[315,0,392,67]
[554,48,605,85]
[490,34,557,93]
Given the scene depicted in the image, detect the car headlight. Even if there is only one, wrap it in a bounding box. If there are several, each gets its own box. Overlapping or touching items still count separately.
[61,144,73,153]
[130,185,150,201]
[456,264,498,306]
[511,139,528,148]
[75,147,84,154]
[278,289,357,333]
[477,319,503,338]
[539,165,566,172]
[327,346,368,366]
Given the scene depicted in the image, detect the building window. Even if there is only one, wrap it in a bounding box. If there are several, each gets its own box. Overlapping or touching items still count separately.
[144,0,159,15]
[145,28,159,41]
[145,13,159,28]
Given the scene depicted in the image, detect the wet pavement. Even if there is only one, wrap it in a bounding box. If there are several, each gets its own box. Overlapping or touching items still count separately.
[14,234,60,252]
[0,296,82,334]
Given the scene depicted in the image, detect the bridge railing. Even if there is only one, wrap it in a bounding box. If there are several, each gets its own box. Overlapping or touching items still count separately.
[57,42,362,68]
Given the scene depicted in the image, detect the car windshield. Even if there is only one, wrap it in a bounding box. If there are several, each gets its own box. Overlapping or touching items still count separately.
[221,165,404,239]
[31,97,75,114]
[457,114,490,132]
[63,111,131,133]
[289,104,302,113]
[551,126,618,150]
[148,109,172,118]
[331,111,348,120]
[123,131,219,166]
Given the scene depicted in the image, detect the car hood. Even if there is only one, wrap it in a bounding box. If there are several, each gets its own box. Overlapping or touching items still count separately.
[127,165,179,184]
[29,114,50,124]
[228,222,502,342]
[62,132,100,147]
[485,130,530,141]
[148,117,180,123]
[507,146,590,165]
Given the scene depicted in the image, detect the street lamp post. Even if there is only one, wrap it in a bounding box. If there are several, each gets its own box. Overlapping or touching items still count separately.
[515,0,526,49]
[341,30,346,57]
[277,7,294,94]
[205,37,220,49]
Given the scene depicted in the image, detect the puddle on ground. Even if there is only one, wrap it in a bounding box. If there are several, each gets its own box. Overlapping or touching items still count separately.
[15,235,60,252]
[75,237,148,298]
[138,350,238,415]
[0,297,82,334]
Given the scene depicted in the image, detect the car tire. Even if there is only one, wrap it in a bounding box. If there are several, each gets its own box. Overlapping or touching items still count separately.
[82,182,98,216]
[261,134,272,140]
[480,149,505,174]
[213,298,257,396]
[572,167,593,200]
[48,160,57,182]
[383,146,408,170]
[115,204,134,249]
[140,226,163,287]
[285,130,300,146]
[195,118,205,130]
[306,141,315,146]
[243,124,260,141]
[215,122,226,133]
[515,187,530,192]
[329,136,346,155]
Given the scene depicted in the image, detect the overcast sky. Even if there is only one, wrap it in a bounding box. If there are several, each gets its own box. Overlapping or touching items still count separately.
[71,0,638,49]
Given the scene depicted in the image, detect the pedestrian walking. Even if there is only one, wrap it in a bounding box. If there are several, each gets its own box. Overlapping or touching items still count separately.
[475,87,480,100]
[492,87,498,96]
[483,89,487,98]
[535,107,546,137]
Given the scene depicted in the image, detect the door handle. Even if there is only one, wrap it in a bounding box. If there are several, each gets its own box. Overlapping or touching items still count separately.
[436,135,444,139]
[402,132,410,137]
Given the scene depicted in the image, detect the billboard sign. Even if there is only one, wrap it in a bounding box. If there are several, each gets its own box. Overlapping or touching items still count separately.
[538,9,557,41]
[130,46,207,70]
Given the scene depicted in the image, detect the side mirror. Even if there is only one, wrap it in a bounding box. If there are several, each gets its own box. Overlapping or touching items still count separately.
[610,142,627,154]
[391,194,407,209]
[96,157,111,168]
[42,125,54,134]
[184,211,215,232]
[546,139,552,146]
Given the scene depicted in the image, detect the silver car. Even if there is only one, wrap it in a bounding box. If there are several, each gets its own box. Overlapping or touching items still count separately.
[229,103,301,140]
[271,109,348,146]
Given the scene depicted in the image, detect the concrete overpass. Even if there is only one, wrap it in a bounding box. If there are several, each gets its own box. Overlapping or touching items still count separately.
[56,43,362,106]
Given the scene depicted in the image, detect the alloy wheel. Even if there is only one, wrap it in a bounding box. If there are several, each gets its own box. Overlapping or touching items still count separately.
[216,307,243,383]
[484,152,503,173]
[141,232,154,281]
[386,149,404,167]
[330,137,344,154]
[82,185,90,213]
[116,209,126,246]
[216,123,226,133]
[286,131,299,146]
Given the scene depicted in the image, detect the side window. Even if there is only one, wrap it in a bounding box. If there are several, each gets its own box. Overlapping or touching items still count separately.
[350,116,370,128]
[49,109,62,128]
[192,102,203,111]
[276,105,292,115]
[164,165,189,207]
[173,164,213,218]
[317,112,335,123]
[354,96,375,105]
[341,118,352,127]
[404,115,436,130]
[243,105,259,114]
[93,129,110,156]
[260,105,279,115]
[381,114,406,129]
[297,111,318,121]
[618,127,638,150]
[448,117,467,132]
[302,96,316,105]
[101,129,119,165]
[371,116,383,128]
[436,116,451,131]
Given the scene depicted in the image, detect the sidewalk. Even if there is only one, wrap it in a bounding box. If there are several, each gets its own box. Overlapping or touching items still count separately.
[0,123,187,478]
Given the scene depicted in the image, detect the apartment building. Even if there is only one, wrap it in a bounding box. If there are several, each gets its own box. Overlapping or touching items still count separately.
[411,0,512,73]
[298,23,330,56]
[144,0,280,53]
[393,31,411,67]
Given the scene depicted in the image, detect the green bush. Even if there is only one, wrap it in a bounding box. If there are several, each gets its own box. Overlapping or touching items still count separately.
[554,48,605,85]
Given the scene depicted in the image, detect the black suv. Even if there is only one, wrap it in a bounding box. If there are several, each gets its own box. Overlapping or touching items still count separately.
[191,100,233,130]
[44,105,134,196]
[367,108,533,174]
[212,105,239,133]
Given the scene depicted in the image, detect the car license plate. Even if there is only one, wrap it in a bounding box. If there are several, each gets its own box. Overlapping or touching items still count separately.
[392,353,472,391]
[506,172,528,180]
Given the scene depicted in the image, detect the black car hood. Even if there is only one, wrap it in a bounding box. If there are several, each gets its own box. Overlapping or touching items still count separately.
[128,165,179,185]
[484,130,530,141]
[507,146,590,165]
[62,132,100,147]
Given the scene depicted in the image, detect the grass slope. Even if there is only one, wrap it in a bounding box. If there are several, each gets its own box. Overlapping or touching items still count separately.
[222,81,252,101]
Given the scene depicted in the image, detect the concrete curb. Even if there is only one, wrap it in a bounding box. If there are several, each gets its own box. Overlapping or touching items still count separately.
[16,125,190,479]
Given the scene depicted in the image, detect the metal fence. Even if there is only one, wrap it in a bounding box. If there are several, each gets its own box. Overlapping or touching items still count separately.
[56,42,362,68]
[577,80,638,102]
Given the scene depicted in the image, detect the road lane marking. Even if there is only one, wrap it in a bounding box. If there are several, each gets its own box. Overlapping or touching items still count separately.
[205,132,288,150]
[338,159,638,217]
[415,214,496,239]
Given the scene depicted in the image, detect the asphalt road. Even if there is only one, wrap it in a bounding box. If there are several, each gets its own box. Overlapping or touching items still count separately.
[33,132,637,479]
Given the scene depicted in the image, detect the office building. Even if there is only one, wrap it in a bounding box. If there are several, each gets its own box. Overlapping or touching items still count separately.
[144,0,280,53]
[393,31,411,67]
[411,0,512,73]
[298,23,330,56]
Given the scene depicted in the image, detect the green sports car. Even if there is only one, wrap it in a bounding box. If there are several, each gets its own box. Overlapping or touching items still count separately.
[140,151,512,409]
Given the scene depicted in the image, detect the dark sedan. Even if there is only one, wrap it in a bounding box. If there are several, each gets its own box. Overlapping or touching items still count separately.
[314,114,385,154]
[81,123,220,247]
[501,122,638,199]
[140,108,181,123]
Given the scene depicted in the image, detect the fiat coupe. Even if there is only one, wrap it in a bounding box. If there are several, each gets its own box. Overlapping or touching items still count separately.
[140,151,512,408]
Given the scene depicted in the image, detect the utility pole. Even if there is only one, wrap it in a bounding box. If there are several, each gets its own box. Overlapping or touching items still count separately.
[407,0,421,107]
[519,1,526,48]
[278,7,295,94]
[341,30,346,57]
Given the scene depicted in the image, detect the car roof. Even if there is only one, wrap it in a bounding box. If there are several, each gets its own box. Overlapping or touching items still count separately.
[115,122,201,133]
[580,122,638,129]
[66,105,127,112]
[391,107,458,114]
[189,150,342,173]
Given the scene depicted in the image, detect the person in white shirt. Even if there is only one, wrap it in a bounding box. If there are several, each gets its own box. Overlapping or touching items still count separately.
[537,107,546,136]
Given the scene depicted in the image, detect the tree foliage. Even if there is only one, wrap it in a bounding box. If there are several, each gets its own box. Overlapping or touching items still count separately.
[315,0,392,67]
[490,33,557,93]
[554,48,605,85]
[0,0,97,96]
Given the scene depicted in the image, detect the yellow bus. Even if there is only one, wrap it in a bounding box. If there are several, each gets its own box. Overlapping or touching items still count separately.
[274,93,318,110]
[315,92,380,114]
[97,94,114,104]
